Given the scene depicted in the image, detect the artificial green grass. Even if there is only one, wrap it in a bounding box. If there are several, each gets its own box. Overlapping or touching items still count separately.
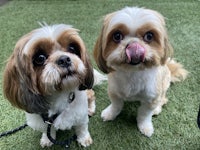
[0,0,200,149]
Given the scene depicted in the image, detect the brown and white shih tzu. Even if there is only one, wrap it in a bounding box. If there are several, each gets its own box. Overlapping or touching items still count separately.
[94,7,188,137]
[3,24,106,147]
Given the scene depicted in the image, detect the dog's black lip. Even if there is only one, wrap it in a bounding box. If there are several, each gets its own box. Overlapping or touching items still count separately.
[125,54,147,66]
[61,69,76,79]
[129,61,141,65]
[125,56,143,65]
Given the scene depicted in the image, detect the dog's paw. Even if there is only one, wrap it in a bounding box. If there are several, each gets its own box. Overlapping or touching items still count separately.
[137,120,154,137]
[40,133,53,148]
[101,105,118,121]
[77,133,93,147]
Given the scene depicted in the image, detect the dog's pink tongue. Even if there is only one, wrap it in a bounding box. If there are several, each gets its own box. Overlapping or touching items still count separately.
[125,42,145,65]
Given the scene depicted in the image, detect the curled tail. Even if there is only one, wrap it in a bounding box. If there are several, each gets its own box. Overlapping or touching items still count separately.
[93,69,107,86]
[167,58,188,83]
[87,69,107,116]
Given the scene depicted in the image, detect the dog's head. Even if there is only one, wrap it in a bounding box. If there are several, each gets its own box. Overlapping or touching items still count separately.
[3,24,94,113]
[94,7,173,73]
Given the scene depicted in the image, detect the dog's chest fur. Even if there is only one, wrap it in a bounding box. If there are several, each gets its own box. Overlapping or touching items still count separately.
[108,66,165,102]
[25,89,88,134]
[47,90,87,117]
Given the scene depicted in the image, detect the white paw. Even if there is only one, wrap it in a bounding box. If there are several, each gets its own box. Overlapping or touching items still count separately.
[101,105,118,121]
[40,133,53,148]
[77,134,93,147]
[54,117,72,130]
[137,120,154,137]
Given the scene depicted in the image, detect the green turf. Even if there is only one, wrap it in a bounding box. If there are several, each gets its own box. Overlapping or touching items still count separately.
[0,0,200,149]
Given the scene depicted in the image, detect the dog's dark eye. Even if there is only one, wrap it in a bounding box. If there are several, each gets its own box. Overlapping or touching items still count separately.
[113,31,123,43]
[33,53,47,66]
[143,32,154,43]
[67,43,80,57]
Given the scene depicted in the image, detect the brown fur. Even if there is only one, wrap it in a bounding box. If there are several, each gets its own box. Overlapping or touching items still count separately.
[93,13,116,73]
[93,9,173,74]
[3,26,94,113]
[3,32,47,113]
[57,29,94,90]
[167,59,188,83]
[94,7,188,137]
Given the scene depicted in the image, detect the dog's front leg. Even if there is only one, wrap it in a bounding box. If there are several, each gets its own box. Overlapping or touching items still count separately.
[75,123,93,147]
[101,92,124,121]
[137,101,155,137]
[40,127,56,148]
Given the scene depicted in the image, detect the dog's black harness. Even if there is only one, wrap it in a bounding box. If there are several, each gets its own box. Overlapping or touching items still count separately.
[0,92,82,149]
[197,105,200,129]
[41,92,77,149]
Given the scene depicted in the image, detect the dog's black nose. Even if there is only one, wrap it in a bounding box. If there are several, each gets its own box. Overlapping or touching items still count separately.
[57,56,71,68]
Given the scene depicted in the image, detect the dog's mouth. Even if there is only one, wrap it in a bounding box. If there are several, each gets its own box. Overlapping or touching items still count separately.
[126,58,143,65]
[61,68,76,79]
[125,42,145,65]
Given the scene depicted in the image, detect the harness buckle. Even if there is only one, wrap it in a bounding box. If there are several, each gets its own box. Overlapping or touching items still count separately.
[44,121,53,125]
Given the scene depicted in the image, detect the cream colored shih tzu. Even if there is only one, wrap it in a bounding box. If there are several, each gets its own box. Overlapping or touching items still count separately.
[3,24,106,147]
[94,7,188,137]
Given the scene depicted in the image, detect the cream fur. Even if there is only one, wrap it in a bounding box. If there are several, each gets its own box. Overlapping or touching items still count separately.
[101,66,170,137]
[93,7,188,137]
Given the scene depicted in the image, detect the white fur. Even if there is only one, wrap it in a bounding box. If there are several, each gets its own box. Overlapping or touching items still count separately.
[23,24,93,147]
[93,69,107,86]
[109,7,164,36]
[94,7,171,137]
[99,7,172,137]
[26,89,92,147]
[4,23,109,148]
[24,24,76,55]
[101,65,170,137]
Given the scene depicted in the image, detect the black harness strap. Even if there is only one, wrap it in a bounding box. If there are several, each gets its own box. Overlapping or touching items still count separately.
[41,92,77,149]
[197,105,200,128]
[0,92,79,149]
[0,123,28,138]
[41,113,77,149]
[47,124,77,148]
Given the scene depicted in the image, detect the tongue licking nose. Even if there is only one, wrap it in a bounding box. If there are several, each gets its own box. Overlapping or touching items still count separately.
[125,42,145,65]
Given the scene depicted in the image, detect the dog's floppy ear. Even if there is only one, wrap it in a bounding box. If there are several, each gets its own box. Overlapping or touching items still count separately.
[151,9,173,64]
[79,53,94,90]
[78,38,94,90]
[160,17,173,64]
[3,33,49,114]
[162,34,173,64]
[93,30,109,74]
[93,13,115,74]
